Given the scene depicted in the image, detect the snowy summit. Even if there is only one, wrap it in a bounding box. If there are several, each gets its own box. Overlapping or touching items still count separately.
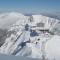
[0,12,60,60]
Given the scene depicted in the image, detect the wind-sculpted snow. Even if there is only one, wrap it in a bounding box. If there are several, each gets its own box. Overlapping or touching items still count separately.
[0,12,60,60]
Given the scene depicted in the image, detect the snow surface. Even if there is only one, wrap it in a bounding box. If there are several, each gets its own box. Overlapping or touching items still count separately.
[45,35,60,60]
[0,12,60,60]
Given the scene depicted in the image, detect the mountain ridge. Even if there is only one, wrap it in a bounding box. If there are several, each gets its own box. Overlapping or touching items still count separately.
[0,12,60,60]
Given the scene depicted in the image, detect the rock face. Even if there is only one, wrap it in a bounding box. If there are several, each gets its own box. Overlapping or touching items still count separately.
[0,12,60,60]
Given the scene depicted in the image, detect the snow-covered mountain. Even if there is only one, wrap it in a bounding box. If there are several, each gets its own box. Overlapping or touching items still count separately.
[0,12,60,60]
[0,12,27,29]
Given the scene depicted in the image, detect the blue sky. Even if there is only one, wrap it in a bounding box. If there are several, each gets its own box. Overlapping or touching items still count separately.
[0,0,60,13]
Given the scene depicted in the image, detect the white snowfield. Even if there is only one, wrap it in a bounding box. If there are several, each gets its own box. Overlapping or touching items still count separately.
[45,35,60,60]
[0,12,60,60]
